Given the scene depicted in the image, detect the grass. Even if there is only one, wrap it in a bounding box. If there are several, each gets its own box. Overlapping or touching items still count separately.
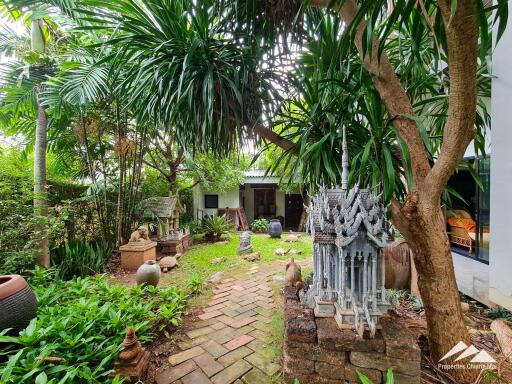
[160,232,312,294]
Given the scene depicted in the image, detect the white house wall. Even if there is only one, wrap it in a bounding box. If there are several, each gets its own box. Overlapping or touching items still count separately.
[489,3,512,311]
[192,184,240,219]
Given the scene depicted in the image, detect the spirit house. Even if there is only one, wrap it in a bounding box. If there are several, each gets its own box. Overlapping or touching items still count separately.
[305,129,392,337]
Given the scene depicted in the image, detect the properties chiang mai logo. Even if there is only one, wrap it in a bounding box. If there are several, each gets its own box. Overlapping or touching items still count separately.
[438,341,496,370]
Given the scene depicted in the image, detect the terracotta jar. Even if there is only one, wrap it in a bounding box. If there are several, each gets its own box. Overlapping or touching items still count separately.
[268,219,283,238]
[0,275,37,333]
[136,260,161,287]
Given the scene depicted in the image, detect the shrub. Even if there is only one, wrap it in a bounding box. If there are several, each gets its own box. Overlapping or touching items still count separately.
[51,240,113,280]
[202,215,231,242]
[0,268,187,383]
[251,218,269,233]
[0,250,37,275]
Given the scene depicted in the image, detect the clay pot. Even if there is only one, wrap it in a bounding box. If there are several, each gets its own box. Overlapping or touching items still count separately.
[0,275,37,333]
[136,260,161,287]
[268,219,283,238]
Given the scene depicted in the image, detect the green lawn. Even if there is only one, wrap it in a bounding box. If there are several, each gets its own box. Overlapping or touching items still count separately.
[159,232,312,294]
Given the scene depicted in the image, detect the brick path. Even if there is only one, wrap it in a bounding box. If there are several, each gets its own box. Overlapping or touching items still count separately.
[156,264,283,384]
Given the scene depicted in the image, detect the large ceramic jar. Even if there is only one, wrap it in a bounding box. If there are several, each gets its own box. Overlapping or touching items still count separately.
[136,260,161,287]
[0,275,37,333]
[268,219,283,238]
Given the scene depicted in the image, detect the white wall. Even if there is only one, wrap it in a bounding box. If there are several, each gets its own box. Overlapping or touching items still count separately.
[489,4,512,310]
[192,185,239,219]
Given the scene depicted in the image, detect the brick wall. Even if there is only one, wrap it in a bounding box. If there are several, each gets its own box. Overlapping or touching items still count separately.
[283,286,421,384]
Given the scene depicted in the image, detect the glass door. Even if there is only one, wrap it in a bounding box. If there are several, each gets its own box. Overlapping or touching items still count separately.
[475,157,490,263]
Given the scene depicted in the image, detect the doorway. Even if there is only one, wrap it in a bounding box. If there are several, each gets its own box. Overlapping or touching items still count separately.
[254,188,276,219]
[285,194,303,230]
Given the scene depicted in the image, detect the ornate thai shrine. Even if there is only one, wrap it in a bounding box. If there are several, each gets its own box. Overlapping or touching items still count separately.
[304,185,391,336]
[139,195,192,255]
[282,128,421,384]
[304,127,392,337]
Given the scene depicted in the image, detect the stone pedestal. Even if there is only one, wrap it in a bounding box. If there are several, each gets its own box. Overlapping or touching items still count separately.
[159,234,192,255]
[120,241,157,271]
[283,286,421,384]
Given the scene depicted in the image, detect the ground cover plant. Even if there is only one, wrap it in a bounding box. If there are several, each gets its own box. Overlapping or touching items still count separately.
[0,268,186,383]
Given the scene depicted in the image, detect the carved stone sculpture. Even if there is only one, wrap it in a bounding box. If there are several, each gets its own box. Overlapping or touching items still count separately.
[237,231,253,254]
[285,257,302,288]
[111,329,150,382]
[129,227,150,243]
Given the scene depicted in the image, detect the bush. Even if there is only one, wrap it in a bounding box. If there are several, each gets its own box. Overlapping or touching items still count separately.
[0,268,187,383]
[51,240,113,280]
[202,215,231,242]
[251,218,269,233]
[0,250,37,275]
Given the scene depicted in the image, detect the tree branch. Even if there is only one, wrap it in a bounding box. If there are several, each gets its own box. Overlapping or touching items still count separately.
[247,119,297,153]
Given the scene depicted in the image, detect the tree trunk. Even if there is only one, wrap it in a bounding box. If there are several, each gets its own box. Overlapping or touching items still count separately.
[391,195,476,383]
[34,101,50,268]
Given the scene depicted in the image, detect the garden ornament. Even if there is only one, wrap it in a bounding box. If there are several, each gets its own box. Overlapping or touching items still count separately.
[237,231,253,254]
[285,258,302,288]
[136,260,161,286]
[129,226,150,242]
[285,234,300,243]
[304,125,392,337]
[158,256,178,272]
[268,219,283,238]
[111,328,150,382]
[0,274,37,333]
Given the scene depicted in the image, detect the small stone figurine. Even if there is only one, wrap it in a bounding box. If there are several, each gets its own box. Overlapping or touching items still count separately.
[128,227,150,242]
[285,258,303,289]
[111,329,150,382]
[237,231,253,254]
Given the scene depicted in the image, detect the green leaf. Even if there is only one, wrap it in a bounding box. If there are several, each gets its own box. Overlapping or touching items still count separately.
[356,370,374,384]
[35,372,48,384]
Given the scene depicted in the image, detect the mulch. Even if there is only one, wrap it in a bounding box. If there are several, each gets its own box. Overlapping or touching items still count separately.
[392,295,512,384]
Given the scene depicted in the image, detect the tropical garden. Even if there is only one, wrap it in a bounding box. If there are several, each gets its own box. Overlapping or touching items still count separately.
[0,0,511,383]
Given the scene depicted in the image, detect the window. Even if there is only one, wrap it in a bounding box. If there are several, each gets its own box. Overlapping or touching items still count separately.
[205,194,218,209]
[447,156,490,263]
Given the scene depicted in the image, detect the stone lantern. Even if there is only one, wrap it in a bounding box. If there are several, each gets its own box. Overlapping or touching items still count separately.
[304,127,392,337]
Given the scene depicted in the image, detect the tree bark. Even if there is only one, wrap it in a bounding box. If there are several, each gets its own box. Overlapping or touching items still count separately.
[390,196,475,382]
[34,101,50,268]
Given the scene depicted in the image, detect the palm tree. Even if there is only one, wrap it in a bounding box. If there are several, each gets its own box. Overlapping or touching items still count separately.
[0,14,58,267]
[31,19,50,267]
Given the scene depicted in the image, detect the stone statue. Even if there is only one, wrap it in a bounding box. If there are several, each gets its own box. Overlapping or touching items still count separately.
[285,257,302,290]
[129,227,150,243]
[237,231,253,254]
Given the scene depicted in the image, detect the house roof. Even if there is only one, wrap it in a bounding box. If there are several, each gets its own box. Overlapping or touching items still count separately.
[139,195,185,218]
[244,169,281,184]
